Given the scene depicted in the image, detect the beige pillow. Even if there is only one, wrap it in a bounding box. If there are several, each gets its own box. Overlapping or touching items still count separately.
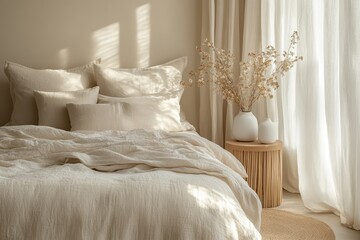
[34,87,99,130]
[67,95,184,132]
[4,59,100,125]
[94,57,187,97]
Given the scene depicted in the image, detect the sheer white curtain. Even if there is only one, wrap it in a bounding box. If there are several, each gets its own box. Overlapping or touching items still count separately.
[199,0,244,146]
[242,0,300,192]
[244,0,360,229]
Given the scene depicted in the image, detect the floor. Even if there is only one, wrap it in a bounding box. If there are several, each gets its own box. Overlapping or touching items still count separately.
[277,191,360,240]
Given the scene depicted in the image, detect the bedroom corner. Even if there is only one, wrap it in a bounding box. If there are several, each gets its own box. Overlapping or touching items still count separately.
[0,0,201,129]
[0,0,359,240]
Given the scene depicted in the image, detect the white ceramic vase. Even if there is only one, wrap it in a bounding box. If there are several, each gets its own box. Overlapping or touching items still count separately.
[232,111,258,141]
[258,118,278,144]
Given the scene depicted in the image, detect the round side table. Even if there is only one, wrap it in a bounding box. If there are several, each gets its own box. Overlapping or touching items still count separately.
[225,140,283,208]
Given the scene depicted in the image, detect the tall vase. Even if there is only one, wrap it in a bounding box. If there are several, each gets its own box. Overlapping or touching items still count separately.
[232,111,258,141]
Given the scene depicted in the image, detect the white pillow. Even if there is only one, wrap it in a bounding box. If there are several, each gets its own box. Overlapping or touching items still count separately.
[98,93,195,132]
[4,59,100,125]
[68,95,185,132]
[97,91,181,105]
[94,56,187,97]
[34,87,99,130]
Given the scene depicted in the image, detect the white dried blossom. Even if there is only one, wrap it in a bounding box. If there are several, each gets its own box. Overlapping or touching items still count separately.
[184,32,303,112]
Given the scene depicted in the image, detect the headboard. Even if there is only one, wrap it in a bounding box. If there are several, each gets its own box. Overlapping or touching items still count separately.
[0,0,200,129]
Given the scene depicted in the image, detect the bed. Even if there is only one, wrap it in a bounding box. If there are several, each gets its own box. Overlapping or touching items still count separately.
[0,57,262,240]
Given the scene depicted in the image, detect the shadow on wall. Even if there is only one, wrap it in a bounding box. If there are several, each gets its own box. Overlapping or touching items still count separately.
[0,0,200,127]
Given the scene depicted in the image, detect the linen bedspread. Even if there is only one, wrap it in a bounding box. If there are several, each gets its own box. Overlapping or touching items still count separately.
[0,125,261,240]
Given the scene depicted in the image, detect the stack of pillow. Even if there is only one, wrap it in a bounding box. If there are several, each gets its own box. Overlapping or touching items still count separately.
[4,57,193,132]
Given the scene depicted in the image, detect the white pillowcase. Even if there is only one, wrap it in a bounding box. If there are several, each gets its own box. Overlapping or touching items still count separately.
[68,94,185,132]
[4,60,100,125]
[97,92,181,104]
[34,87,99,130]
[98,93,195,132]
[94,56,187,97]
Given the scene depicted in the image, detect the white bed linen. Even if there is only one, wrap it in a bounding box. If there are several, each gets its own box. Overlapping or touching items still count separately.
[0,126,261,240]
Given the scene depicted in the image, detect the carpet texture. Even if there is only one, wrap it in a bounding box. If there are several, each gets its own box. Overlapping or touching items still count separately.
[261,209,335,240]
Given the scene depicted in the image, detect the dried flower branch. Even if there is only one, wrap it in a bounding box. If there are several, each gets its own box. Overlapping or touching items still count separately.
[182,31,303,111]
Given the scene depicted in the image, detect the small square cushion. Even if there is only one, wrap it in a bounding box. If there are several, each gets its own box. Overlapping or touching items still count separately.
[34,86,99,130]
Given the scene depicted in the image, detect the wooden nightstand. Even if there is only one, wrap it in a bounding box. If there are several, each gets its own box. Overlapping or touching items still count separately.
[225,140,283,208]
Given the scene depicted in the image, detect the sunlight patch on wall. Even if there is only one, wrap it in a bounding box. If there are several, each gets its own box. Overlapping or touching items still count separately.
[92,23,120,67]
[57,48,70,68]
[136,4,151,68]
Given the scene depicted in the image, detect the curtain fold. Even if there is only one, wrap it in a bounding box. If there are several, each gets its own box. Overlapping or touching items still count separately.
[242,0,300,192]
[338,0,360,229]
[200,0,359,230]
[242,0,360,230]
[199,0,244,147]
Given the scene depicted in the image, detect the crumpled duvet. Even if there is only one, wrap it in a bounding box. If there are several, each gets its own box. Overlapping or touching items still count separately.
[0,125,261,240]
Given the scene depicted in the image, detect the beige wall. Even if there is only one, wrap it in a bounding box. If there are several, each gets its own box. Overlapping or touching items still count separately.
[0,0,201,129]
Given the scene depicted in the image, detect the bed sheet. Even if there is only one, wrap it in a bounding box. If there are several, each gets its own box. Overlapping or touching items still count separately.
[0,126,261,240]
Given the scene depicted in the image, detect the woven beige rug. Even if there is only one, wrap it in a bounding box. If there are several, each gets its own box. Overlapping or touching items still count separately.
[261,209,335,240]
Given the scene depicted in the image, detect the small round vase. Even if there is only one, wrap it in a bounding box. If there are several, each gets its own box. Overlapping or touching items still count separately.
[258,118,278,144]
[232,111,258,141]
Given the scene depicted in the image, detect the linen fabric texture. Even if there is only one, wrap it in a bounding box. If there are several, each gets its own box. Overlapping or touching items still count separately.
[253,0,360,230]
[34,87,99,130]
[0,125,261,239]
[4,60,100,125]
[94,56,187,97]
[92,56,192,132]
[68,93,185,132]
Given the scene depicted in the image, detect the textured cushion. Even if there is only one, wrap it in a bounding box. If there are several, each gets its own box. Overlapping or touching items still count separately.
[68,94,184,132]
[4,59,100,125]
[98,93,195,132]
[34,87,99,130]
[97,92,181,105]
[94,57,187,97]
